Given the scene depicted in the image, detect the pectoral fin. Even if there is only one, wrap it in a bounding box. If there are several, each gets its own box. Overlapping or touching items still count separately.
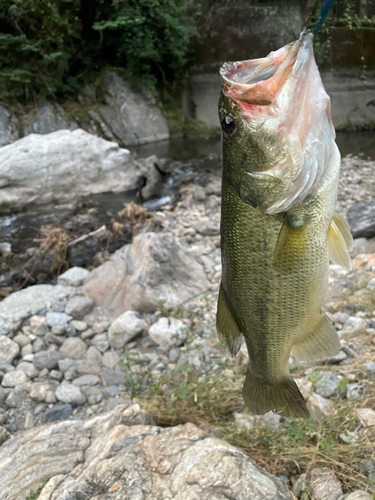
[327,214,352,271]
[273,218,307,273]
[216,284,243,357]
[292,313,340,362]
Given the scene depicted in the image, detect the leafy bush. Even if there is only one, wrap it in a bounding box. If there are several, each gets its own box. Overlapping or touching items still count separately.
[0,0,200,101]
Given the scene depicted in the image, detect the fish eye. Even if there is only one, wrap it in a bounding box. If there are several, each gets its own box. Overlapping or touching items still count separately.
[221,116,236,135]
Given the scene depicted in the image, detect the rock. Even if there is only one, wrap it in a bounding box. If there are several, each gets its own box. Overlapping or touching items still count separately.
[0,387,7,403]
[2,371,28,387]
[362,361,375,378]
[5,386,28,408]
[23,102,77,136]
[83,232,209,318]
[17,362,39,379]
[34,350,63,370]
[193,217,220,236]
[0,404,293,500]
[13,333,30,348]
[149,317,187,347]
[69,320,87,332]
[82,385,104,405]
[45,332,64,346]
[72,374,100,386]
[64,324,78,337]
[58,267,90,287]
[55,381,86,405]
[315,371,339,398]
[355,408,375,427]
[33,337,47,353]
[0,426,7,445]
[30,381,59,403]
[81,328,95,340]
[101,367,125,387]
[308,468,342,500]
[65,296,94,319]
[59,337,87,360]
[21,344,33,357]
[0,337,20,364]
[347,201,375,239]
[308,393,336,424]
[75,360,101,377]
[58,359,77,373]
[234,412,255,431]
[86,346,103,365]
[339,430,359,444]
[92,322,105,334]
[169,347,181,363]
[0,363,15,373]
[102,351,120,369]
[46,312,72,327]
[91,333,109,353]
[0,129,145,212]
[44,403,73,423]
[344,491,373,500]
[139,155,163,200]
[0,285,74,336]
[24,413,34,430]
[347,383,362,400]
[99,69,169,146]
[338,317,367,340]
[366,277,375,291]
[30,315,48,336]
[108,310,146,348]
[0,105,18,147]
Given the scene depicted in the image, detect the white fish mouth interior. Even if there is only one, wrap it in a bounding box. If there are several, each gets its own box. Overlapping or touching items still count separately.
[234,63,278,85]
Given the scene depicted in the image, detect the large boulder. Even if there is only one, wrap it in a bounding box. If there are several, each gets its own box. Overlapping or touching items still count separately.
[347,201,375,239]
[97,69,169,146]
[82,232,210,319]
[0,284,75,336]
[0,105,18,147]
[0,403,293,500]
[0,129,143,211]
[22,102,78,136]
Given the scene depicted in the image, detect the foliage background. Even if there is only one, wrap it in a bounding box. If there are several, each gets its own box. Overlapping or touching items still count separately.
[0,0,200,102]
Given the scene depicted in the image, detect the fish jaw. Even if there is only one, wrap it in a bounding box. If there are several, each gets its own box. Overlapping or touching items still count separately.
[219,30,341,215]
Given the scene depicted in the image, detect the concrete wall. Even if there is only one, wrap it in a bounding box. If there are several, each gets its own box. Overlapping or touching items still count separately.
[189,0,375,131]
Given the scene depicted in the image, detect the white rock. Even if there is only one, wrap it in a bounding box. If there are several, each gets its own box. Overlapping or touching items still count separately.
[55,381,86,405]
[355,408,375,427]
[58,267,90,287]
[16,362,39,380]
[148,317,187,348]
[366,277,375,291]
[338,317,367,340]
[0,129,144,211]
[2,371,28,387]
[0,285,74,336]
[46,312,72,327]
[59,338,87,360]
[82,232,209,319]
[108,310,146,348]
[308,393,336,425]
[65,296,94,319]
[30,316,48,336]
[0,337,20,364]
[344,491,373,500]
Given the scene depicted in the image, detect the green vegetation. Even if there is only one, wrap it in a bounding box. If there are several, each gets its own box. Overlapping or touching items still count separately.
[0,0,200,101]
[25,487,42,500]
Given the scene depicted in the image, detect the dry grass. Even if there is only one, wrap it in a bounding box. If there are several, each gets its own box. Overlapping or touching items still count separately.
[111,201,152,236]
[27,225,70,274]
[132,353,375,496]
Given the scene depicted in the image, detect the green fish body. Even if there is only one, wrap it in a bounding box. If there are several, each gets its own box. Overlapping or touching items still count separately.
[216,31,352,418]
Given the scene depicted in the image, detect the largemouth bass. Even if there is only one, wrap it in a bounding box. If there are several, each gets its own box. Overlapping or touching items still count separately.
[216,31,353,418]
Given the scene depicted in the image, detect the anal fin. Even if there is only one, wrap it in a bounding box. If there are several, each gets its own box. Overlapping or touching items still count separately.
[292,313,340,362]
[216,284,243,357]
[327,214,352,271]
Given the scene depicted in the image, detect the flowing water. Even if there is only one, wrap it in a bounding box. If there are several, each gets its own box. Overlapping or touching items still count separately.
[1,131,374,292]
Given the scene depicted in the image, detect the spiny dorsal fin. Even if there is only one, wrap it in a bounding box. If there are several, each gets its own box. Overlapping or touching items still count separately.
[216,284,243,357]
[327,214,352,271]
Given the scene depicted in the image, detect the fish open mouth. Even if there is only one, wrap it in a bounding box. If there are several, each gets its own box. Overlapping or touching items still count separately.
[220,31,312,106]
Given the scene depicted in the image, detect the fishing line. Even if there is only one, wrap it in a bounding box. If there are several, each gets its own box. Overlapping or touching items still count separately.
[313,0,335,34]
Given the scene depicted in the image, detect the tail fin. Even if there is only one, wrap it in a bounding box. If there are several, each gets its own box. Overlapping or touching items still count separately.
[242,368,309,418]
